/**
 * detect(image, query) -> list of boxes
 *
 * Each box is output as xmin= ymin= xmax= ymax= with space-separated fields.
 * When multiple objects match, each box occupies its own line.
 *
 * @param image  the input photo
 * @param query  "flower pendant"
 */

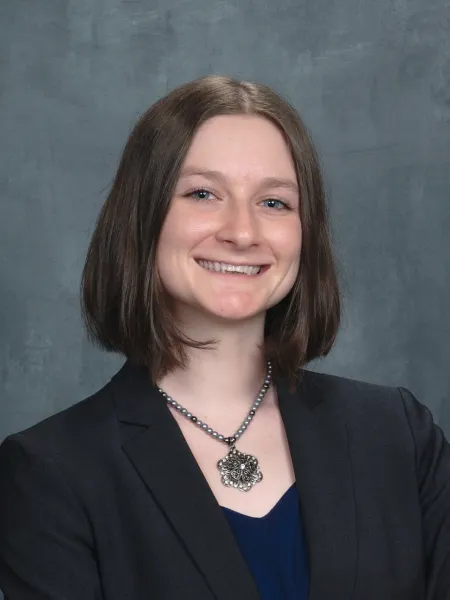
xmin=217 ymin=445 xmax=263 ymax=492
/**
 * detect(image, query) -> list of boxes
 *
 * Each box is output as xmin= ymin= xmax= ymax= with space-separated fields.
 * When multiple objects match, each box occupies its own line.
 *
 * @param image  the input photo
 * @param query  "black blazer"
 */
xmin=1 ymin=360 xmax=449 ymax=600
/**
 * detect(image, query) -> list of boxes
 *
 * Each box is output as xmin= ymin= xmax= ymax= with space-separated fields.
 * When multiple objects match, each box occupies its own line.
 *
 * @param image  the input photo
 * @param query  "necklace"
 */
xmin=157 ymin=361 xmax=272 ymax=492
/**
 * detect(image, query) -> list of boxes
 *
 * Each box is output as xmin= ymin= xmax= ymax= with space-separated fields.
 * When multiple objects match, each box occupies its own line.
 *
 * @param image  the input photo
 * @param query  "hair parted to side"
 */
xmin=81 ymin=74 xmax=341 ymax=384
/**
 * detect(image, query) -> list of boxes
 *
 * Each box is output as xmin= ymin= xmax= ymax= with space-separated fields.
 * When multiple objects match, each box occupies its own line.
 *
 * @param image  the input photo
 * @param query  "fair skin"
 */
xmin=156 ymin=114 xmax=302 ymax=516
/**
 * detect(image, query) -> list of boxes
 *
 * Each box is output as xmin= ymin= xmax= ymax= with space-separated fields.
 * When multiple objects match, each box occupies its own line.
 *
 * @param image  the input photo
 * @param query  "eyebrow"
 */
xmin=178 ymin=167 xmax=299 ymax=195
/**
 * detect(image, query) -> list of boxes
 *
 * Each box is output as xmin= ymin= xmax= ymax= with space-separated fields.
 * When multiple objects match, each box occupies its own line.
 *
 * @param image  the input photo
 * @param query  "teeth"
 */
xmin=198 ymin=260 xmax=262 ymax=275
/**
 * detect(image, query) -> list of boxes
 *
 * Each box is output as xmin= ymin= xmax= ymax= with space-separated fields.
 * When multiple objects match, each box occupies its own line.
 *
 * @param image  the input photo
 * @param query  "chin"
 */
xmin=213 ymin=311 xmax=261 ymax=323
xmin=202 ymin=300 xmax=266 ymax=323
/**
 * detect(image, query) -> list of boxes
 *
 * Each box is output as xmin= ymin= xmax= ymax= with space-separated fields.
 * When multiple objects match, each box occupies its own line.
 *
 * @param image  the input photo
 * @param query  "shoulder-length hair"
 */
xmin=81 ymin=75 xmax=340 ymax=383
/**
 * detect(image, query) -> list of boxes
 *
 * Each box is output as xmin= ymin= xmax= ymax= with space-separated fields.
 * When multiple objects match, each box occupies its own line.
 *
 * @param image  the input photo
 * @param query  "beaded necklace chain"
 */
xmin=158 ymin=361 xmax=272 ymax=492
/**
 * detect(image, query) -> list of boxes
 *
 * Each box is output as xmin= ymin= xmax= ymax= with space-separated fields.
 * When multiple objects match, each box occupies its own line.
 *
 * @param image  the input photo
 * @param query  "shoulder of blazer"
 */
xmin=0 ymin=362 xmax=126 ymax=460
xmin=302 ymin=367 xmax=396 ymax=392
xmin=294 ymin=368 xmax=415 ymax=431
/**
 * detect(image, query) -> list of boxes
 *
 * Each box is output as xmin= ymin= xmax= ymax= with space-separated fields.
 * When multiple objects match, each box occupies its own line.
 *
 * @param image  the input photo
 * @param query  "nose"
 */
xmin=215 ymin=203 xmax=261 ymax=249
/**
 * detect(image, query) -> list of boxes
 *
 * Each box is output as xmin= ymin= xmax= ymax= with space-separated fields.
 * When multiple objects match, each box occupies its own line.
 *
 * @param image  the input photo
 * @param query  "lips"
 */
xmin=196 ymin=259 xmax=265 ymax=276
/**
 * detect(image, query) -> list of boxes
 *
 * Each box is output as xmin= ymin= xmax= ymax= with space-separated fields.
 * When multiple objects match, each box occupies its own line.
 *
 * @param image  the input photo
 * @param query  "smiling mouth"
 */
xmin=196 ymin=259 xmax=266 ymax=276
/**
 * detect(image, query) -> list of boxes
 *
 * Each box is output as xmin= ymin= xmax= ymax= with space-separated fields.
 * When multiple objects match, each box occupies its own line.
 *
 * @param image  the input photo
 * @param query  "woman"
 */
xmin=0 ymin=75 xmax=449 ymax=600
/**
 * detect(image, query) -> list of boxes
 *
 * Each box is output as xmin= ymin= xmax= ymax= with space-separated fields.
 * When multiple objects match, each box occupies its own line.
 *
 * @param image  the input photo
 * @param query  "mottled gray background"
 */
xmin=1 ymin=0 xmax=450 ymax=463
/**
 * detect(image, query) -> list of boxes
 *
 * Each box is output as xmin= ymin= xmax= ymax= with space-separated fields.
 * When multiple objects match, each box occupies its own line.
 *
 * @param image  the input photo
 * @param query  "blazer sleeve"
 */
xmin=399 ymin=387 xmax=450 ymax=599
xmin=0 ymin=434 xmax=103 ymax=600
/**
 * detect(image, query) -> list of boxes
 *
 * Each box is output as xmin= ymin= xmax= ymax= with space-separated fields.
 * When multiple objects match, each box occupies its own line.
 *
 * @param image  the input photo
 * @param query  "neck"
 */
xmin=157 ymin=313 xmax=270 ymax=413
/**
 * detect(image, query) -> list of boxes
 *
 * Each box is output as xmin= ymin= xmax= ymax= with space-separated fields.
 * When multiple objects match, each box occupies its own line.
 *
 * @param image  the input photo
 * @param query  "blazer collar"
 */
xmin=112 ymin=360 xmax=357 ymax=600
xmin=276 ymin=375 xmax=358 ymax=599
xmin=112 ymin=360 xmax=260 ymax=600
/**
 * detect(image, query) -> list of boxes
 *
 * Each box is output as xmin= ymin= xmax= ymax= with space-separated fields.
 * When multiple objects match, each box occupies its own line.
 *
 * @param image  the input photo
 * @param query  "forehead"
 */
xmin=182 ymin=115 xmax=296 ymax=180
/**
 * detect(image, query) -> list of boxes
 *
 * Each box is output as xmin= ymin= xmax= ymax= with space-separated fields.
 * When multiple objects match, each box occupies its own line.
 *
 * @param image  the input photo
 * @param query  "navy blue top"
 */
xmin=222 ymin=483 xmax=309 ymax=600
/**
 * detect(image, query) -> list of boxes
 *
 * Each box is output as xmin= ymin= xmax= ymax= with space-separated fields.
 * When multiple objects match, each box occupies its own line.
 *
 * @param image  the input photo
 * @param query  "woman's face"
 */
xmin=156 ymin=114 xmax=302 ymax=325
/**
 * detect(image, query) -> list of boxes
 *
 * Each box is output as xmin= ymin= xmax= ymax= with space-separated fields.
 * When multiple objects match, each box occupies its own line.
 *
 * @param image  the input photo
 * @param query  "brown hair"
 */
xmin=81 ymin=75 xmax=340 ymax=383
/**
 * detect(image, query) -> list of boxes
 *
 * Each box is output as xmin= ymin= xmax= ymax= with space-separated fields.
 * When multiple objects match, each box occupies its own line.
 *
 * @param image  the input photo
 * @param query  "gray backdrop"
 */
xmin=1 ymin=0 xmax=450 ymax=461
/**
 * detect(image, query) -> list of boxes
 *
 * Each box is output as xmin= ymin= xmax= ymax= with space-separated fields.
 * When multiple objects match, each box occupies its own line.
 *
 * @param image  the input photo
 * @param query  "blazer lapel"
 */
xmin=277 ymin=372 xmax=358 ymax=600
xmin=112 ymin=361 xmax=260 ymax=600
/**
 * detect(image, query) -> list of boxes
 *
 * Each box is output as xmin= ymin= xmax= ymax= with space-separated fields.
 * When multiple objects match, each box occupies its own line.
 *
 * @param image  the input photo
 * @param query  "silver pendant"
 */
xmin=217 ymin=445 xmax=263 ymax=492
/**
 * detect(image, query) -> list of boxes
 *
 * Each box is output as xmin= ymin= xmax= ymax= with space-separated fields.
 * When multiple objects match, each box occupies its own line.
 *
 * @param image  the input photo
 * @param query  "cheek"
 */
xmin=155 ymin=215 xmax=184 ymax=285
xmin=156 ymin=207 xmax=214 ymax=280
xmin=158 ymin=208 xmax=184 ymax=247
xmin=155 ymin=227 xmax=175 ymax=275
xmin=156 ymin=214 xmax=190 ymax=269
xmin=159 ymin=203 xmax=214 ymax=251
xmin=272 ymin=220 xmax=302 ymax=264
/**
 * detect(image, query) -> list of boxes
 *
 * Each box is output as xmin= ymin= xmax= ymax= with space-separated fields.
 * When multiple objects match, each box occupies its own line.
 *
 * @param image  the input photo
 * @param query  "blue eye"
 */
xmin=261 ymin=199 xmax=289 ymax=210
xmin=188 ymin=189 xmax=213 ymax=201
